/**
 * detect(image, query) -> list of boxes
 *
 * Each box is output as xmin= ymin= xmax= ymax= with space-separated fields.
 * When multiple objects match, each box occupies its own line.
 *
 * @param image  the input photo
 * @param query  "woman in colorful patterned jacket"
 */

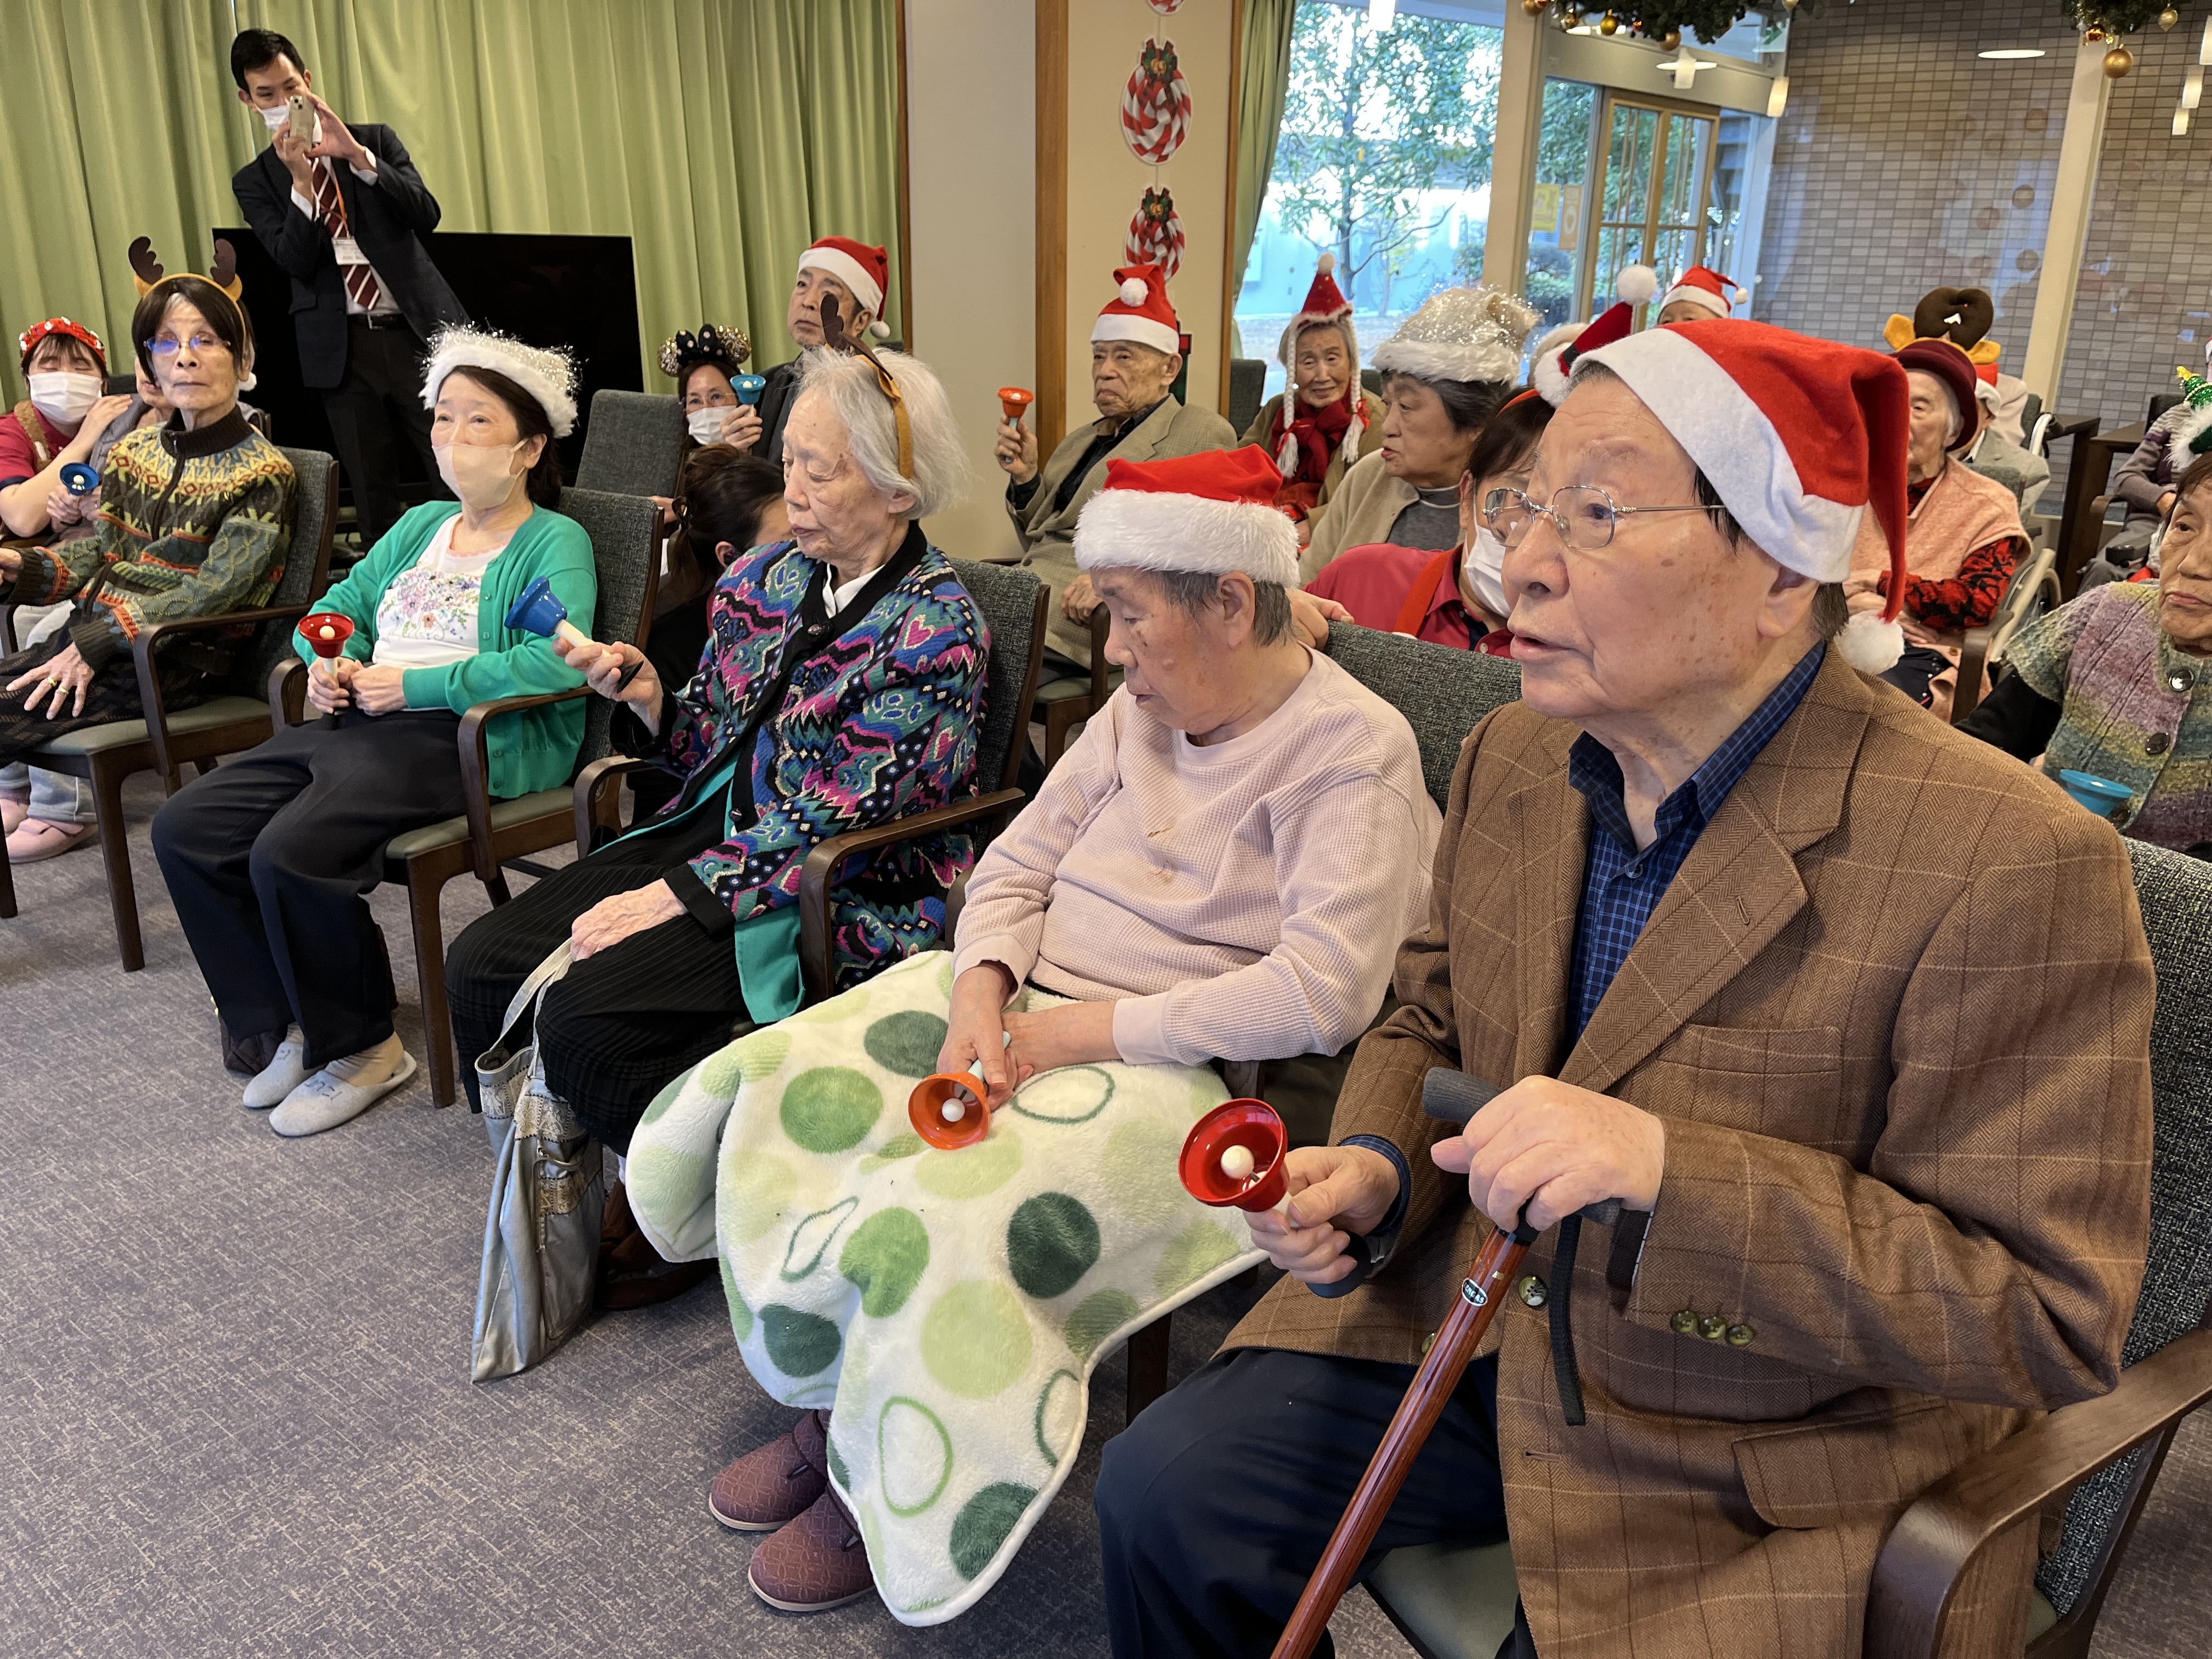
xmin=1962 ymin=449 xmax=2212 ymax=856
xmin=445 ymin=345 xmax=988 ymax=1306
xmin=0 ymin=267 xmax=294 ymax=827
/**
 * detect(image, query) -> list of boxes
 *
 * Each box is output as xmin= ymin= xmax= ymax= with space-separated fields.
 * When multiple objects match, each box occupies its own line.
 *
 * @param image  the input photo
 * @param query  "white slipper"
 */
xmin=269 ymin=1049 xmax=419 ymax=1138
xmin=242 ymin=1029 xmax=310 ymax=1110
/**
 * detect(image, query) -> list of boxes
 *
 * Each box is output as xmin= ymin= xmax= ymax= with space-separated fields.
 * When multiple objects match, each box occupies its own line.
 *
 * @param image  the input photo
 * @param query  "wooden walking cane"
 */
xmin=1268 ymin=1071 xmax=1621 ymax=1659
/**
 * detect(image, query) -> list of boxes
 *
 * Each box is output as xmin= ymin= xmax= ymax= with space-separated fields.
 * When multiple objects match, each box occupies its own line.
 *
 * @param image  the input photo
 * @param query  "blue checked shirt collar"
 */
xmin=1565 ymin=644 xmax=1825 ymax=1040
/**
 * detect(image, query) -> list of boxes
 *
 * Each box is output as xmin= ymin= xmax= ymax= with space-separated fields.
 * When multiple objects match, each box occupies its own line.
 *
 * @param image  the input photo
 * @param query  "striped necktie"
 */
xmin=312 ymin=159 xmax=386 ymax=314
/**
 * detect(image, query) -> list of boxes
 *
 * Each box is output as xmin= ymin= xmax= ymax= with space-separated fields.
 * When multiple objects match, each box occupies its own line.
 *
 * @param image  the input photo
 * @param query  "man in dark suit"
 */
xmin=228 ymin=29 xmax=469 ymax=543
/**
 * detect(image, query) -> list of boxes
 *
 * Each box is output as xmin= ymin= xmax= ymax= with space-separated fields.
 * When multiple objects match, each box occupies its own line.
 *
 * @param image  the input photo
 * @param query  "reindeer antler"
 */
xmin=209 ymin=239 xmax=242 ymax=301
xmin=128 ymin=236 xmax=166 ymax=296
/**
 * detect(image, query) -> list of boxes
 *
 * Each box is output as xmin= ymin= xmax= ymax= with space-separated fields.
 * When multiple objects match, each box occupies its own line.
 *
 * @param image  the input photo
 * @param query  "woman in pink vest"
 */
xmin=1844 ymin=336 xmax=2028 ymax=718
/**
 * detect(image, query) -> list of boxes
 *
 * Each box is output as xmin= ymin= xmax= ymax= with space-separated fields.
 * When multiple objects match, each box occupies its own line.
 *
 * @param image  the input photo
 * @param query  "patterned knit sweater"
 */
xmin=652 ymin=526 xmax=990 ymax=983
xmin=2 ymin=408 xmax=294 ymax=670
xmin=2006 ymin=582 xmax=2212 ymax=853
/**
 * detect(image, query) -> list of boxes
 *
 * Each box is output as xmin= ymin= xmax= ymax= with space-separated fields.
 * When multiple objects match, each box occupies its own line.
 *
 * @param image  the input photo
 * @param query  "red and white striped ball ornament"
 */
xmin=1122 ymin=36 xmax=1192 ymax=166
xmin=1125 ymin=185 xmax=1187 ymax=283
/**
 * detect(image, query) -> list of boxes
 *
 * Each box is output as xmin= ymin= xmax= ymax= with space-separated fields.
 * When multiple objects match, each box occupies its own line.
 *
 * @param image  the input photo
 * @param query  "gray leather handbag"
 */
xmin=470 ymin=945 xmax=606 ymax=1383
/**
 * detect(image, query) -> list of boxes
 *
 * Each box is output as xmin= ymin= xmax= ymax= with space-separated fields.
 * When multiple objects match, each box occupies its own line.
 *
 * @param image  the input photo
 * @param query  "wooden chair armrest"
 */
xmin=572 ymin=753 xmax=665 ymax=853
xmin=1865 ymin=1327 xmax=2212 ymax=1659
xmin=268 ymin=658 xmax=308 ymax=726
xmin=1088 ymin=604 xmax=1111 ymax=702
xmin=1953 ymin=627 xmax=1995 ymax=724
xmin=127 ymin=603 xmax=313 ymax=777
xmin=456 ymin=688 xmax=592 ymax=883
xmin=797 ymin=787 xmax=1027 ymax=1006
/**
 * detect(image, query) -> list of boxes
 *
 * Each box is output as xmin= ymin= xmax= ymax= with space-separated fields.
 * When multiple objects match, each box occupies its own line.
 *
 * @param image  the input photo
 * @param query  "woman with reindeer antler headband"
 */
xmin=0 ymin=237 xmax=295 ymax=889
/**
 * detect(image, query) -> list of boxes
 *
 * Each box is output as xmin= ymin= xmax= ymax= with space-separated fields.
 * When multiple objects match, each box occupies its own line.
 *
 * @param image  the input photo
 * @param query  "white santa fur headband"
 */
xmin=420 ymin=327 xmax=580 ymax=438
xmin=1073 ymin=492 xmax=1300 ymax=589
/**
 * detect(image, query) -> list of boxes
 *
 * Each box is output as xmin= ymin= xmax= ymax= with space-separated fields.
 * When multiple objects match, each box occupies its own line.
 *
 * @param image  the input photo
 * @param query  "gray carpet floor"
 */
xmin=4 ymin=773 xmax=2207 ymax=1658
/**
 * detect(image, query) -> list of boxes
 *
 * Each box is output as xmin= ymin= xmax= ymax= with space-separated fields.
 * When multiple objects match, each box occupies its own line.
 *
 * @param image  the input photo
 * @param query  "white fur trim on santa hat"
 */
xmin=1073 ymin=489 xmax=1299 ymax=588
xmin=1531 ymin=321 xmax=1582 ymax=407
xmin=1577 ymin=328 xmax=1863 ymax=583
xmin=1658 ymin=280 xmax=1730 ymax=319
xmin=1837 ymin=612 xmax=1905 ymax=675
xmin=1092 ymin=312 xmax=1182 ymax=357
xmin=797 ymin=245 xmax=885 ymax=317
xmin=420 ymin=327 xmax=579 ymax=437
xmin=1372 ymin=335 xmax=1522 ymax=386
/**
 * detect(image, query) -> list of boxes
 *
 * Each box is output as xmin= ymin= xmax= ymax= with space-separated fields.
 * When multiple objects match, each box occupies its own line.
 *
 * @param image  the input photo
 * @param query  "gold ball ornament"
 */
xmin=2159 ymin=7 xmax=2180 ymax=29
xmin=1782 ymin=0 xmax=1799 ymax=9
xmin=1600 ymin=9 xmax=1620 ymax=33
xmin=1662 ymin=27 xmax=1681 ymax=49
xmin=2104 ymin=44 xmax=2135 ymax=77
xmin=1522 ymin=0 xmax=1546 ymax=13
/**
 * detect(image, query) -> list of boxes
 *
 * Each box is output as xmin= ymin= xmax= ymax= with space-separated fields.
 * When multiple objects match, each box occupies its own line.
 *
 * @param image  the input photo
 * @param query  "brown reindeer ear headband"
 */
xmin=129 ymin=236 xmax=245 ymax=304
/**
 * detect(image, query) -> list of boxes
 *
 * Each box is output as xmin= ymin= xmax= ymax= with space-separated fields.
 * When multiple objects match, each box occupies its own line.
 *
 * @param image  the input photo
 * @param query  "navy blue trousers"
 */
xmin=1096 ymin=1345 xmax=1531 ymax=1659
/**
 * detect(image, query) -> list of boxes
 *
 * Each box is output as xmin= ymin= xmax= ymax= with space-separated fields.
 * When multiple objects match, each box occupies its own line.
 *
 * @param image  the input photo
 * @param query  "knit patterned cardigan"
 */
xmin=2007 ymin=581 xmax=2212 ymax=854
xmin=654 ymin=531 xmax=990 ymax=985
xmin=2 ymin=408 xmax=294 ymax=670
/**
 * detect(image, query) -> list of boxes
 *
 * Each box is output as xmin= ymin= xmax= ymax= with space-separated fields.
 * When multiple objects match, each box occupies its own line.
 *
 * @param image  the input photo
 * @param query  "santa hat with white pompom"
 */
xmin=1576 ymin=318 xmax=1913 ymax=675
xmin=1531 ymin=263 xmax=1656 ymax=406
xmin=797 ymin=237 xmax=894 ymax=340
xmin=1092 ymin=263 xmax=1182 ymax=357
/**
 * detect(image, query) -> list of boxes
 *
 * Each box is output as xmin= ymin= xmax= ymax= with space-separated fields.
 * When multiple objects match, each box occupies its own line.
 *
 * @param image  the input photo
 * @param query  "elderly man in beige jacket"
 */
xmin=995 ymin=263 xmax=1233 ymax=668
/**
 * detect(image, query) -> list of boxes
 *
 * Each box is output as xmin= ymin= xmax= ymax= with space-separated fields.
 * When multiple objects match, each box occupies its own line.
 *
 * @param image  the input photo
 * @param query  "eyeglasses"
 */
xmin=1483 ymin=484 xmax=1727 ymax=554
xmin=146 ymin=334 xmax=225 ymax=358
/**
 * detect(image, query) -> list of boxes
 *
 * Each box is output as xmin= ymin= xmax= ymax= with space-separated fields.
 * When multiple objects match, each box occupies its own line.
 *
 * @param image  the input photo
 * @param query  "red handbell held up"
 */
xmin=997 ymin=386 xmax=1035 ymax=427
xmin=298 ymin=611 xmax=356 ymax=731
xmin=1179 ymin=1099 xmax=1289 ymax=1212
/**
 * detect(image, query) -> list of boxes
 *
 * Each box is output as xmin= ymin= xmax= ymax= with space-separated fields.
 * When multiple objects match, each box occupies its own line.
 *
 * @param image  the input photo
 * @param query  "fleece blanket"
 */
xmin=625 ymin=950 xmax=1264 ymax=1624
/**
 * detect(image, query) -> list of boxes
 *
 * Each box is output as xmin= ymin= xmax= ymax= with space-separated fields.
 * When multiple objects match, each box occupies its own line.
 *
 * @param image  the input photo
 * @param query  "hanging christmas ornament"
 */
xmin=1146 ymin=0 xmax=1186 ymax=13
xmin=1125 ymin=185 xmax=1187 ymax=282
xmin=1600 ymin=9 xmax=1622 ymax=32
xmin=2105 ymin=43 xmax=2136 ymax=74
xmin=1522 ymin=0 xmax=1547 ymax=13
xmin=1663 ymin=27 xmax=1683 ymax=48
xmin=2084 ymin=24 xmax=2108 ymax=40
xmin=1121 ymin=37 xmax=1192 ymax=167
xmin=2159 ymin=6 xmax=2181 ymax=26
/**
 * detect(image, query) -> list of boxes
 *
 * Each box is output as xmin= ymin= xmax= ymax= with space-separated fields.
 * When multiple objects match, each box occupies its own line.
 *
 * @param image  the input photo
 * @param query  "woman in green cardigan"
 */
xmin=153 ymin=330 xmax=597 ymax=1138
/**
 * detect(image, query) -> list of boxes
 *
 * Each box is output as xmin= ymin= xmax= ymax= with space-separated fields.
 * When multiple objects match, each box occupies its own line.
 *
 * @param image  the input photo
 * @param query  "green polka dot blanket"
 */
xmin=625 ymin=951 xmax=1263 ymax=1623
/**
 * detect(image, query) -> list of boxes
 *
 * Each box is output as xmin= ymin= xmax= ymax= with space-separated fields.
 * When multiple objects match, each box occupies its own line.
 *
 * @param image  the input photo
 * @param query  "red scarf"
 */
xmin=1272 ymin=388 xmax=1355 ymax=489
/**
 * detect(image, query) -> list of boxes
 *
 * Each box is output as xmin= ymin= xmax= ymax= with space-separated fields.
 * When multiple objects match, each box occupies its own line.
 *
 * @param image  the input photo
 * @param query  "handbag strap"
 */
xmin=495 ymin=941 xmax=573 ymax=1040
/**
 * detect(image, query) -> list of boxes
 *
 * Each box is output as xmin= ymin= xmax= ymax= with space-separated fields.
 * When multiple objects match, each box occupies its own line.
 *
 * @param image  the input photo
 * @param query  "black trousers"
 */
xmin=444 ymin=839 xmax=749 ymax=1152
xmin=151 ymin=710 xmax=467 ymax=1069
xmin=1096 ymin=1347 xmax=1530 ymax=1659
xmin=323 ymin=317 xmax=440 ymax=545
xmin=0 ymin=632 xmax=200 ymax=766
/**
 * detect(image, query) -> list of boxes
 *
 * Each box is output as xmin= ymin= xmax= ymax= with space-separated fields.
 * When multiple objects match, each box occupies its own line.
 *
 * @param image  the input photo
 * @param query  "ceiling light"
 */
xmin=2176 ymin=106 xmax=2192 ymax=136
xmin=1978 ymin=49 xmax=2047 ymax=60
xmin=1368 ymin=0 xmax=1396 ymax=27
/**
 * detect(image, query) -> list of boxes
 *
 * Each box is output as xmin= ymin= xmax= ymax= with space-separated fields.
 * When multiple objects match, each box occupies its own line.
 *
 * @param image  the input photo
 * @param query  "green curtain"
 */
xmin=1229 ymin=0 xmax=1296 ymax=296
xmin=0 ymin=0 xmax=901 ymax=409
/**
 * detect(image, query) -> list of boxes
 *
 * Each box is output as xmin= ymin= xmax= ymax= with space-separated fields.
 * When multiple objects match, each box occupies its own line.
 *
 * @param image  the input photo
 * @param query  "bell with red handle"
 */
xmin=996 ymin=386 xmax=1035 ymax=427
xmin=298 ymin=611 xmax=357 ymax=730
xmin=910 ymin=1071 xmax=991 ymax=1150
xmin=1180 ymin=1098 xmax=1289 ymax=1212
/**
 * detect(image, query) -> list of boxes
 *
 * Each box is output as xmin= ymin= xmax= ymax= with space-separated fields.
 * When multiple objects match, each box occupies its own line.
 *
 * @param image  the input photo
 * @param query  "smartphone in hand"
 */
xmin=286 ymin=94 xmax=319 ymax=146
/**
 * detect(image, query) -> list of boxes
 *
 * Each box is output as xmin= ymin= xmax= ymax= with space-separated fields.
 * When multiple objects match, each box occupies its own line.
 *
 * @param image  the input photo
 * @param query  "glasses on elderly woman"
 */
xmin=146 ymin=332 xmax=227 ymax=358
xmin=1483 ymin=484 xmax=1728 ymax=553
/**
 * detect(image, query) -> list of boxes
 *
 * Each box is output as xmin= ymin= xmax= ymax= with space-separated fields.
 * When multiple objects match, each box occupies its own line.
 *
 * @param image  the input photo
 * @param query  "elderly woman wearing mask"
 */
xmin=1241 ymin=256 xmax=1385 ymax=526
xmin=997 ymin=263 xmax=1234 ymax=669
xmin=624 ymin=445 xmax=1437 ymax=1617
xmin=153 ymin=329 xmax=595 ymax=1137
xmin=0 ymin=255 xmax=294 ymax=862
xmin=1300 ymin=286 xmax=1537 ymax=584
xmin=1843 ymin=336 xmax=2028 ymax=715
xmin=444 ymin=346 xmax=987 ymax=1307
xmin=1963 ymin=447 xmax=2212 ymax=856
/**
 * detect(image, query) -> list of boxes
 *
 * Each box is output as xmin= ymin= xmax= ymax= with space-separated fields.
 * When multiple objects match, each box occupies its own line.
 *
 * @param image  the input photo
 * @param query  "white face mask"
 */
xmin=435 ymin=439 xmax=526 ymax=512
xmin=1463 ymin=525 xmax=1510 ymax=621
xmin=687 ymin=408 xmax=729 ymax=444
xmin=258 ymin=103 xmax=289 ymax=132
xmin=28 ymin=371 xmax=103 ymax=428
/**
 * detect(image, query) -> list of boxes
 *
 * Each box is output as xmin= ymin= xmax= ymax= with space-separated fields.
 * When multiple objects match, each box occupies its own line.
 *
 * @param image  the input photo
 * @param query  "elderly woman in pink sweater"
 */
xmin=939 ymin=445 xmax=1440 ymax=1121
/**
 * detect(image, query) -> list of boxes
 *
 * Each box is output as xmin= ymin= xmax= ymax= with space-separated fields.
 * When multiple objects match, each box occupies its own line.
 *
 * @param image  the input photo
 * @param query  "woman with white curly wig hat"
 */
xmin=1300 ymin=284 xmax=1538 ymax=583
xmin=153 ymin=325 xmax=601 ymax=1137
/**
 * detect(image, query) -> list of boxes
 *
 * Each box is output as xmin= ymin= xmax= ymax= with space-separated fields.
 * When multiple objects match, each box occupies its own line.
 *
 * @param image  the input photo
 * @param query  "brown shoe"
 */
xmin=597 ymin=1180 xmax=715 ymax=1310
xmin=709 ymin=1409 xmax=832 ymax=1532
xmin=747 ymin=1487 xmax=874 ymax=1613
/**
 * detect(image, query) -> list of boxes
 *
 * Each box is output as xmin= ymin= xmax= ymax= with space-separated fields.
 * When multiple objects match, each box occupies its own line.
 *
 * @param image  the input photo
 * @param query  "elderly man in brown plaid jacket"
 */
xmin=1094 ymin=323 xmax=2154 ymax=1659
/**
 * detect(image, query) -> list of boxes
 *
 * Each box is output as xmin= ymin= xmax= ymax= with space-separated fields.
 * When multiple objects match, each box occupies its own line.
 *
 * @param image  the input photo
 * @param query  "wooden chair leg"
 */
xmin=1126 ymin=1314 xmax=1172 ymax=1421
xmin=90 ymin=758 xmax=144 ymax=971
xmin=406 ymin=860 xmax=458 ymax=1107
xmin=0 ymin=833 xmax=15 ymax=919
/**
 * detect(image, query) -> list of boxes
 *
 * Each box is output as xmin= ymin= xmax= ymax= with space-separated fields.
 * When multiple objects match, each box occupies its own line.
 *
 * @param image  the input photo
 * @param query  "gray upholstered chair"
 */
xmin=1228 ymin=357 xmax=1268 ymax=439
xmin=0 ymin=449 xmax=339 ymax=967
xmin=573 ymin=390 xmax=687 ymax=499
xmin=572 ymin=558 xmax=1049 ymax=1012
xmin=1362 ymin=839 xmax=2212 ymax=1659
xmin=267 ymin=487 xmax=659 ymax=1106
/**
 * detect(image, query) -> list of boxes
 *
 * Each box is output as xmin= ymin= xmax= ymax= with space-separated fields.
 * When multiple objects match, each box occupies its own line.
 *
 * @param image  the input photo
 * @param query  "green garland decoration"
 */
xmin=2062 ymin=0 xmax=2179 ymax=31
xmin=1629 ymin=1 xmax=1756 ymax=43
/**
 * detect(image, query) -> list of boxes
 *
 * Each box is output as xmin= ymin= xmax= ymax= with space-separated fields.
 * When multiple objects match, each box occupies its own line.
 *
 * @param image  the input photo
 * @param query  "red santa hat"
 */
xmin=797 ymin=236 xmax=892 ymax=339
xmin=1092 ymin=263 xmax=1182 ymax=358
xmin=1658 ymin=266 xmax=1740 ymax=320
xmin=1531 ymin=264 xmax=1656 ymax=405
xmin=1074 ymin=445 xmax=1299 ymax=588
xmin=1576 ymin=319 xmax=1912 ymax=674
xmin=1276 ymin=252 xmax=1357 ymax=369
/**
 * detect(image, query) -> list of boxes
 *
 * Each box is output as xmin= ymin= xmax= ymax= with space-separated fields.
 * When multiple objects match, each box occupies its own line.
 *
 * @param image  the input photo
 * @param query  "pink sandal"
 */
xmin=5 ymin=817 xmax=97 ymax=862
xmin=0 ymin=794 xmax=27 ymax=836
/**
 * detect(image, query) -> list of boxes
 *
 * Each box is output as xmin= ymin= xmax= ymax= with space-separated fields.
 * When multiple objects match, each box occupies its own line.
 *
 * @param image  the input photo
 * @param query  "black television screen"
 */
xmin=214 ymin=228 xmax=641 ymax=507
